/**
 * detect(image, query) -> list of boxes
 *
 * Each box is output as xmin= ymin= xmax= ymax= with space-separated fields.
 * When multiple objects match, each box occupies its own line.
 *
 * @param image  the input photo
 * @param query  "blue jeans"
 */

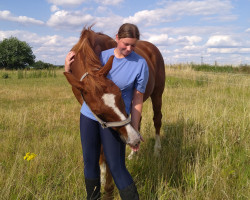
xmin=80 ymin=114 xmax=133 ymax=190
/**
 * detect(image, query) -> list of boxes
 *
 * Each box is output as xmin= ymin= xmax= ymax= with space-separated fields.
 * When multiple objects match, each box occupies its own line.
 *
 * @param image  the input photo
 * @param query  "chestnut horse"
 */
xmin=64 ymin=27 xmax=165 ymax=198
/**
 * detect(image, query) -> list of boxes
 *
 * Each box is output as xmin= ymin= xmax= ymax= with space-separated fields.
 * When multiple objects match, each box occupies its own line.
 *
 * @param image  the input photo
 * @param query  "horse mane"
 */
xmin=71 ymin=26 xmax=102 ymax=71
xmin=71 ymin=26 xmax=105 ymax=94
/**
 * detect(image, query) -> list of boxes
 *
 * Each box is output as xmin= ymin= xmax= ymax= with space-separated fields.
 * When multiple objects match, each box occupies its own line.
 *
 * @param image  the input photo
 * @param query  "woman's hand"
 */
xmin=64 ymin=51 xmax=76 ymax=72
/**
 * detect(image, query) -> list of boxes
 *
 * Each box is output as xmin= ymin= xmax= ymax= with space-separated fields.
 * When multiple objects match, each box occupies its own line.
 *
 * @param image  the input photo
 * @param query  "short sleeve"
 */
xmin=99 ymin=48 xmax=115 ymax=66
xmin=135 ymin=60 xmax=149 ymax=93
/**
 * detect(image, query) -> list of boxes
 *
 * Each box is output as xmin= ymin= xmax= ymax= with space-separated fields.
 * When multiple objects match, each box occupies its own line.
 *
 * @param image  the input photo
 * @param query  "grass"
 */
xmin=0 ymin=68 xmax=249 ymax=199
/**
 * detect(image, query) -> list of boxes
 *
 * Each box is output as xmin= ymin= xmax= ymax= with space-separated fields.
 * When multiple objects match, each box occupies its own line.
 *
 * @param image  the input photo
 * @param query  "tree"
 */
xmin=0 ymin=37 xmax=36 ymax=69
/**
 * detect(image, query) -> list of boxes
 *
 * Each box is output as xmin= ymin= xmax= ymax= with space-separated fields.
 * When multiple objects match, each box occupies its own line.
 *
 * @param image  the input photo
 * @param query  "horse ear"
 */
xmin=64 ymin=72 xmax=83 ymax=90
xmin=98 ymin=55 xmax=114 ymax=77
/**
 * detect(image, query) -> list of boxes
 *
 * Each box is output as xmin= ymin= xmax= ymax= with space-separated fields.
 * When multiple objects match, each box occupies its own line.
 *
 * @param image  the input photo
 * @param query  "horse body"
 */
xmin=89 ymin=35 xmax=166 ymax=154
xmin=64 ymin=27 xmax=165 ymax=199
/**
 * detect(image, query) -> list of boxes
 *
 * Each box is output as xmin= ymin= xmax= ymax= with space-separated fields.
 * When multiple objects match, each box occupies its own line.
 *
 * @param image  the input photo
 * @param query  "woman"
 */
xmin=65 ymin=23 xmax=149 ymax=200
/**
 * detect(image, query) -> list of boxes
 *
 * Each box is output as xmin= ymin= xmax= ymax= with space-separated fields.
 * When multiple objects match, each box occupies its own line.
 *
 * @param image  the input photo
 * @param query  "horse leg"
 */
xmin=100 ymin=161 xmax=106 ymax=185
xmin=100 ymin=145 xmax=105 ymax=184
xmin=151 ymin=91 xmax=163 ymax=156
xmin=100 ymin=149 xmax=115 ymax=200
xmin=103 ymin=164 xmax=115 ymax=200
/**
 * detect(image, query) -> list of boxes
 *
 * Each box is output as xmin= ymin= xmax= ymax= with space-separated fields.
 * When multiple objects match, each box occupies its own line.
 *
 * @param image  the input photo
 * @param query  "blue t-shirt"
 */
xmin=80 ymin=48 xmax=149 ymax=121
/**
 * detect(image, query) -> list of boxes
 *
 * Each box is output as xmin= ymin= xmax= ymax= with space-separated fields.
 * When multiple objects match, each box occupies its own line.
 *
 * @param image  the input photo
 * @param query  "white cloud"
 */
xmin=206 ymin=35 xmax=241 ymax=47
xmin=124 ymin=0 xmax=233 ymax=26
xmin=150 ymin=26 xmax=233 ymax=37
xmin=47 ymin=7 xmax=123 ymax=36
xmin=183 ymin=45 xmax=203 ymax=51
xmin=146 ymin=34 xmax=202 ymax=47
xmin=202 ymin=14 xmax=238 ymax=22
xmin=96 ymin=6 xmax=109 ymax=13
xmin=163 ymin=0 xmax=233 ymax=16
xmin=50 ymin=5 xmax=60 ymax=12
xmin=207 ymin=48 xmax=250 ymax=54
xmin=47 ymin=10 xmax=94 ymax=29
xmin=95 ymin=0 xmax=124 ymax=6
xmin=0 ymin=10 xmax=44 ymax=25
xmin=239 ymin=48 xmax=250 ymax=53
xmin=176 ymin=36 xmax=202 ymax=45
xmin=147 ymin=34 xmax=169 ymax=45
xmin=207 ymin=48 xmax=237 ymax=54
xmin=47 ymin=0 xmax=86 ymax=6
xmin=95 ymin=15 xmax=124 ymax=36
xmin=124 ymin=9 xmax=172 ymax=26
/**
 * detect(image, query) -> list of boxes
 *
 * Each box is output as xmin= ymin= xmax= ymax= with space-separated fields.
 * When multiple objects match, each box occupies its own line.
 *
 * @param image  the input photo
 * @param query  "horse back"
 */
xmin=135 ymin=41 xmax=165 ymax=101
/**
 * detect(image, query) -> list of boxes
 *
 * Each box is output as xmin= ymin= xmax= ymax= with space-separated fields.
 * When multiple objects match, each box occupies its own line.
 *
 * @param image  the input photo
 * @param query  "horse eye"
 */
xmin=82 ymin=90 xmax=87 ymax=95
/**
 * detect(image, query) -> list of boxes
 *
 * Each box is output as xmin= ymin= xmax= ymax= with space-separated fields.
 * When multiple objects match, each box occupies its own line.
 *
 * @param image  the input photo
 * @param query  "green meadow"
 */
xmin=0 ymin=67 xmax=249 ymax=199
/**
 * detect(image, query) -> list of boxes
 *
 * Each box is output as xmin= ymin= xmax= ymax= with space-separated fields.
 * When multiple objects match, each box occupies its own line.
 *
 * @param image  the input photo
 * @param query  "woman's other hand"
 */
xmin=65 ymin=51 xmax=75 ymax=72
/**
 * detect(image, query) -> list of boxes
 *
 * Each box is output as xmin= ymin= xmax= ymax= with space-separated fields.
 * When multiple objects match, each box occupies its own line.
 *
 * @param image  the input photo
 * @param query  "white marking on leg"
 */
xmin=100 ymin=162 xmax=106 ymax=185
xmin=102 ymin=94 xmax=140 ymax=145
xmin=154 ymin=135 xmax=161 ymax=156
xmin=128 ymin=150 xmax=136 ymax=160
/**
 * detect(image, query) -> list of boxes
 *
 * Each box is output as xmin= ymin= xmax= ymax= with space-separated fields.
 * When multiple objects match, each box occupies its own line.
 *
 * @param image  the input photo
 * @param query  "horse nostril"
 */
xmin=135 ymin=141 xmax=140 ymax=147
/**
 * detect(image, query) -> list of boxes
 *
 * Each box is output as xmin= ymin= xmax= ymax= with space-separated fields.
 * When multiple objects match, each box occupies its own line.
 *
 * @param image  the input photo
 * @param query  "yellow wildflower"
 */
xmin=24 ymin=152 xmax=37 ymax=161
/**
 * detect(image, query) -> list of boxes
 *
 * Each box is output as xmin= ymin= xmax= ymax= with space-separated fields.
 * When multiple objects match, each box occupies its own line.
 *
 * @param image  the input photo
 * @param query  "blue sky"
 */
xmin=1 ymin=0 xmax=250 ymax=65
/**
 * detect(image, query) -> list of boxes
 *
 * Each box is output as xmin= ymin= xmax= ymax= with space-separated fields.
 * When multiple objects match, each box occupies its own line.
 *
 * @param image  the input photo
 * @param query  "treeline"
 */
xmin=31 ymin=60 xmax=63 ymax=69
xmin=191 ymin=64 xmax=250 ymax=74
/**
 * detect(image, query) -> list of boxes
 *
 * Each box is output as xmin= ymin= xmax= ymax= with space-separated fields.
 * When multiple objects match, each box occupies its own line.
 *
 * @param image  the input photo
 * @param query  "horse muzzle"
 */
xmin=122 ymin=124 xmax=142 ymax=148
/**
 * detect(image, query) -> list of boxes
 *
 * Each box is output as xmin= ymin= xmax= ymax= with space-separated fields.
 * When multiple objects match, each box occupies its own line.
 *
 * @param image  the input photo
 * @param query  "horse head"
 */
xmin=64 ymin=27 xmax=142 ymax=148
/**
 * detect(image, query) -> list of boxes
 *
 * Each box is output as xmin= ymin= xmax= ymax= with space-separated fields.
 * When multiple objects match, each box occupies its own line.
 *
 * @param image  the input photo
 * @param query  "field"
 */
xmin=0 ymin=68 xmax=249 ymax=199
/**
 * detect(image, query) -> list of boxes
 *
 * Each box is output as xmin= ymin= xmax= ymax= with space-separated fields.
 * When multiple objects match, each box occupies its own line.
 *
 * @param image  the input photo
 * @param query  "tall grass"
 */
xmin=0 ymin=68 xmax=249 ymax=199
xmin=17 ymin=68 xmax=57 ymax=79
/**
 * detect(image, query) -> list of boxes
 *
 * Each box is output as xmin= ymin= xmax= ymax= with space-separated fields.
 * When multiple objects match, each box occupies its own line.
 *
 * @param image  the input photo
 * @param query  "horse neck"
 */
xmin=95 ymin=34 xmax=117 ymax=52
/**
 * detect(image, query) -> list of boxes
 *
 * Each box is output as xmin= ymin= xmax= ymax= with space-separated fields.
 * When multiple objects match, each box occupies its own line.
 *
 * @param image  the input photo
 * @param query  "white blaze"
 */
xmin=101 ymin=93 xmax=126 ymax=120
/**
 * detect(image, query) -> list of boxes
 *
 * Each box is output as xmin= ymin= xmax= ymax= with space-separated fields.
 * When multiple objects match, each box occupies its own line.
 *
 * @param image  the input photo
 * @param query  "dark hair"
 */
xmin=117 ymin=23 xmax=140 ymax=40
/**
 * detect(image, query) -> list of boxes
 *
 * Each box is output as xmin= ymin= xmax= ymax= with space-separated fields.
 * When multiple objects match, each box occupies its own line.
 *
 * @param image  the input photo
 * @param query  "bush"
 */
xmin=2 ymin=73 xmax=10 ymax=79
xmin=239 ymin=65 xmax=250 ymax=73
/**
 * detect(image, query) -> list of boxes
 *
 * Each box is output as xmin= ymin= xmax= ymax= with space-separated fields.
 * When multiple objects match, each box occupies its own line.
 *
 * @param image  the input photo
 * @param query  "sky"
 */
xmin=0 ymin=0 xmax=250 ymax=66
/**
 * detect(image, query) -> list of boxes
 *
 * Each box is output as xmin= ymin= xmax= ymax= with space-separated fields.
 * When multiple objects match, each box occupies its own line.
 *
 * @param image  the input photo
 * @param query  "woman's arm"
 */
xmin=131 ymin=89 xmax=144 ymax=131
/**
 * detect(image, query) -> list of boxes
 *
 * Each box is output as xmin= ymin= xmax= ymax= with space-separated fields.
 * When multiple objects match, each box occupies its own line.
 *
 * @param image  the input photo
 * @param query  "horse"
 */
xmin=64 ymin=27 xmax=165 ymax=198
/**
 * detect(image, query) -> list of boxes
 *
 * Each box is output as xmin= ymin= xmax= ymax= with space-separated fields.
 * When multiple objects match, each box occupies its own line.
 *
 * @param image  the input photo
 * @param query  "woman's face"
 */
xmin=116 ymin=36 xmax=137 ymax=57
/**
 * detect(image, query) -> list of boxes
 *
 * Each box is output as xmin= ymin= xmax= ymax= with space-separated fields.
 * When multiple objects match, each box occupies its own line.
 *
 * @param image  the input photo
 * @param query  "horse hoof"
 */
xmin=154 ymin=147 xmax=160 ymax=156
